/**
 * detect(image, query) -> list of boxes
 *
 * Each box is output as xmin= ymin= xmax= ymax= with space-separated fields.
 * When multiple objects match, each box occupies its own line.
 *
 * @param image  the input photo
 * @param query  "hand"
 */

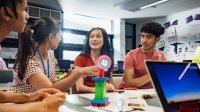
xmin=27 ymin=88 xmax=62 ymax=102
xmin=75 ymin=66 xmax=98 ymax=77
xmin=106 ymin=83 xmax=115 ymax=92
xmin=37 ymin=88 xmax=62 ymax=95
xmin=42 ymin=93 xmax=66 ymax=112
xmin=145 ymin=74 xmax=151 ymax=82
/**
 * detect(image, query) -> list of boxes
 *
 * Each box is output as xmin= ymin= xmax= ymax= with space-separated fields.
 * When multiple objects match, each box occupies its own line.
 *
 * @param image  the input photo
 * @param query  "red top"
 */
xmin=74 ymin=55 xmax=96 ymax=87
xmin=75 ymin=54 xmax=112 ymax=87
xmin=119 ymin=48 xmax=166 ymax=89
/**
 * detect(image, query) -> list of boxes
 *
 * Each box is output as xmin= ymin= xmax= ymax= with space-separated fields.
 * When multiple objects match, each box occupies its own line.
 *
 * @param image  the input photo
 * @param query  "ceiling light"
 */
xmin=140 ymin=0 xmax=168 ymax=10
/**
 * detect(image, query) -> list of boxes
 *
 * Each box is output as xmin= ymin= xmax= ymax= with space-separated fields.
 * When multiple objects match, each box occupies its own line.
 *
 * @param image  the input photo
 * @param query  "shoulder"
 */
xmin=155 ymin=50 xmax=165 ymax=56
xmin=155 ymin=50 xmax=166 ymax=60
xmin=48 ymin=50 xmax=55 ymax=57
xmin=126 ymin=48 xmax=140 ymax=58
xmin=74 ymin=54 xmax=90 ymax=66
xmin=75 ymin=54 xmax=90 ymax=61
xmin=157 ymin=51 xmax=164 ymax=54
xmin=0 ymin=57 xmax=3 ymax=61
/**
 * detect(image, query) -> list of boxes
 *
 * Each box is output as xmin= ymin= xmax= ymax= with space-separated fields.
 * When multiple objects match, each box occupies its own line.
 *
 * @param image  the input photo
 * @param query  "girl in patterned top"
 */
xmin=0 ymin=0 xmax=65 ymax=112
xmin=9 ymin=17 xmax=98 ymax=93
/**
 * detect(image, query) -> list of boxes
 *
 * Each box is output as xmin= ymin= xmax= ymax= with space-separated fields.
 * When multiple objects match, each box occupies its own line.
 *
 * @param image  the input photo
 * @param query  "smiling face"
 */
xmin=140 ymin=32 xmax=160 ymax=51
xmin=89 ymin=29 xmax=104 ymax=51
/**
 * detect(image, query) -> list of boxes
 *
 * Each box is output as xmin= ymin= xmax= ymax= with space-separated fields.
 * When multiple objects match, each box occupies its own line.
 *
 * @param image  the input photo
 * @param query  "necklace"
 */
xmin=36 ymin=48 xmax=50 ymax=78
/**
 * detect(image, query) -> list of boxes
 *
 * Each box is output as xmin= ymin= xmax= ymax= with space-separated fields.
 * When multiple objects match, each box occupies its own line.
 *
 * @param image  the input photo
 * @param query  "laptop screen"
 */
xmin=152 ymin=62 xmax=200 ymax=103
xmin=117 ymin=61 xmax=124 ymax=70
xmin=146 ymin=61 xmax=200 ymax=105
xmin=57 ymin=59 xmax=70 ymax=70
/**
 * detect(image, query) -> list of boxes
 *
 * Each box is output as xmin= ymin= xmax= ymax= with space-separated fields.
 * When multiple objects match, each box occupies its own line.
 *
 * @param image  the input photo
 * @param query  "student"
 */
xmin=0 ymin=0 xmax=65 ymax=111
xmin=9 ymin=17 xmax=98 ymax=93
xmin=119 ymin=22 xmax=166 ymax=89
xmin=74 ymin=27 xmax=115 ymax=93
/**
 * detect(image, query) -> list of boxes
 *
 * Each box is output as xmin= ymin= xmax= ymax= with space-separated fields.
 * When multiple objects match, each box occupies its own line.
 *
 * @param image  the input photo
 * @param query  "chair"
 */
xmin=113 ymin=76 xmax=123 ymax=89
xmin=0 ymin=70 xmax=13 ymax=83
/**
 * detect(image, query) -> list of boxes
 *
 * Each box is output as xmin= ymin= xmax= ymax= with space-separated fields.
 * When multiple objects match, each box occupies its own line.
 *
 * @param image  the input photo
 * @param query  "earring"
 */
xmin=4 ymin=15 xmax=10 ymax=21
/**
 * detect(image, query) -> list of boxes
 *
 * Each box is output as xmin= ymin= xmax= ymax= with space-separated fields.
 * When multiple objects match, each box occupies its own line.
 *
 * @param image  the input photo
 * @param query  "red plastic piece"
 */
xmin=91 ymin=102 xmax=110 ymax=107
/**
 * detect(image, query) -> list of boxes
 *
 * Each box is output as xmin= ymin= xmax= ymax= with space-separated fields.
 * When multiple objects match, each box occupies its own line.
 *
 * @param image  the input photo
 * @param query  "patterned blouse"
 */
xmin=9 ymin=50 xmax=57 ymax=93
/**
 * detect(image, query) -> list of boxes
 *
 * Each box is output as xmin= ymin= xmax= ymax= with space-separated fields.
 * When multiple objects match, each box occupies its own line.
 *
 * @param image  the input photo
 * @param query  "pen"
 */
xmin=124 ymin=87 xmax=138 ymax=90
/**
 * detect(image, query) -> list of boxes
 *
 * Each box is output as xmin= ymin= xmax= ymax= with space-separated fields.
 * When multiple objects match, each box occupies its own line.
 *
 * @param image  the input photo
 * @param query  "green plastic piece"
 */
xmin=95 ymin=80 xmax=106 ymax=100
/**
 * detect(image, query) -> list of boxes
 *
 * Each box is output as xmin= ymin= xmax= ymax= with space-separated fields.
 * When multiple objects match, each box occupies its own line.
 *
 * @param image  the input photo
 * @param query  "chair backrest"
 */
xmin=0 ymin=70 xmax=13 ymax=83
xmin=113 ymin=76 xmax=123 ymax=89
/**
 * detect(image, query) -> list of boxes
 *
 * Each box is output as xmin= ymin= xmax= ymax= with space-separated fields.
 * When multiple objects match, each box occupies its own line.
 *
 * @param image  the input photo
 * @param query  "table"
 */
xmin=59 ymin=89 xmax=164 ymax=112
xmin=0 ymin=83 xmax=8 ymax=91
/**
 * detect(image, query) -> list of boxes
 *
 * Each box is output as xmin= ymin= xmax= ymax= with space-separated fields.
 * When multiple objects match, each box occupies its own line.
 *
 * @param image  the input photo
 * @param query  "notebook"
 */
xmin=145 ymin=61 xmax=200 ymax=112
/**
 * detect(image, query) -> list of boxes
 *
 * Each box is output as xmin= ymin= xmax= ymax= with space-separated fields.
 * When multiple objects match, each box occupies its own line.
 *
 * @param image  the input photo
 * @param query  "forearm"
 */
xmin=125 ymin=74 xmax=149 ymax=88
xmin=0 ymin=102 xmax=44 ymax=112
xmin=76 ymin=84 xmax=95 ymax=93
xmin=0 ymin=92 xmax=30 ymax=103
xmin=53 ymin=69 xmax=82 ymax=92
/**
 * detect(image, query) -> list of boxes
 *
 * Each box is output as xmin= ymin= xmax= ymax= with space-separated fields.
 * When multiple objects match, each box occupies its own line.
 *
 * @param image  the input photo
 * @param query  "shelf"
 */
xmin=170 ymin=42 xmax=183 ymax=46
xmin=195 ymin=41 xmax=200 ymax=43
xmin=170 ymin=42 xmax=184 ymax=54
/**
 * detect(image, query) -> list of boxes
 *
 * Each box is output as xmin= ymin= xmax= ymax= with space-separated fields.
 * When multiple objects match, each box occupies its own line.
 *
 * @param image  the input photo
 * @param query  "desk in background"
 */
xmin=0 ymin=83 xmax=8 ymax=91
xmin=59 ymin=89 xmax=164 ymax=112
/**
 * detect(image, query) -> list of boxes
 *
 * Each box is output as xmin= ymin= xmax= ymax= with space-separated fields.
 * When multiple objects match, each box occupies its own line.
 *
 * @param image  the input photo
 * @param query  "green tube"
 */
xmin=95 ymin=80 xmax=106 ymax=100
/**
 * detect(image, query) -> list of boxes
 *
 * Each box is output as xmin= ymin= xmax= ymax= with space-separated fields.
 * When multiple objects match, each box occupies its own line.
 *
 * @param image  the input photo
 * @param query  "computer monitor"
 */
xmin=117 ymin=61 xmax=124 ymax=70
xmin=57 ymin=59 xmax=70 ymax=70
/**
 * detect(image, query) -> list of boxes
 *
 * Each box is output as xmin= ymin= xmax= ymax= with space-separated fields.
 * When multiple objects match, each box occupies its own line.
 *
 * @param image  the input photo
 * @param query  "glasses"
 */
xmin=2 ymin=0 xmax=18 ymax=18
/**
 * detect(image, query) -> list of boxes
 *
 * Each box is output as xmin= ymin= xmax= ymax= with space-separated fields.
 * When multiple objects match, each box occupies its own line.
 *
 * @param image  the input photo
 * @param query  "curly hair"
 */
xmin=140 ymin=22 xmax=165 ymax=37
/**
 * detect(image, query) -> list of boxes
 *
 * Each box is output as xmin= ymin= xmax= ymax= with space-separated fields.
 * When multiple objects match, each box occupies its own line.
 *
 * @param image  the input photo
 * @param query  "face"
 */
xmin=9 ymin=0 xmax=29 ymax=33
xmin=140 ymin=32 xmax=159 ymax=50
xmin=49 ymin=31 xmax=61 ymax=49
xmin=89 ymin=29 xmax=104 ymax=51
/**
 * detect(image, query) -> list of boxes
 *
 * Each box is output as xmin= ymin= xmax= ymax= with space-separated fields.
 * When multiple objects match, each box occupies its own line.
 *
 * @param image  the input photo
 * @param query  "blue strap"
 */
xmin=36 ymin=48 xmax=50 ymax=78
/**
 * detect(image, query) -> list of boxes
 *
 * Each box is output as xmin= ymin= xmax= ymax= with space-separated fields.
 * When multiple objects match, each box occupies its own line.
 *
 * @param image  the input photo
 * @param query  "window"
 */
xmin=63 ymin=50 xmax=81 ymax=61
xmin=62 ymin=32 xmax=86 ymax=44
xmin=63 ymin=13 xmax=112 ymax=34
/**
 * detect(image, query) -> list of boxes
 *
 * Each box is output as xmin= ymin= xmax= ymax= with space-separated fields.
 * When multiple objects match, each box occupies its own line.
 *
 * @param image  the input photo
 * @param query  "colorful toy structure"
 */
xmin=91 ymin=55 xmax=112 ymax=107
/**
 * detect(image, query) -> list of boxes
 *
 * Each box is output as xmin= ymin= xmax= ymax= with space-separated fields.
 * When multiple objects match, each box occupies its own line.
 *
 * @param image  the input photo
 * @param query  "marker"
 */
xmin=112 ymin=90 xmax=124 ymax=93
xmin=124 ymin=88 xmax=138 ymax=90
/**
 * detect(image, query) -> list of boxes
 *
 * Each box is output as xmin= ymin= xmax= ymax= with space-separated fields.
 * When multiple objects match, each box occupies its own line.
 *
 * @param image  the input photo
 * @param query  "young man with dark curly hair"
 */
xmin=119 ymin=22 xmax=166 ymax=89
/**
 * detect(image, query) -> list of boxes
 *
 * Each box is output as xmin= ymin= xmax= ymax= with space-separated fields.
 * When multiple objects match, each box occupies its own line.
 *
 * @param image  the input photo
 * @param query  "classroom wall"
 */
xmin=136 ymin=7 xmax=200 ymax=62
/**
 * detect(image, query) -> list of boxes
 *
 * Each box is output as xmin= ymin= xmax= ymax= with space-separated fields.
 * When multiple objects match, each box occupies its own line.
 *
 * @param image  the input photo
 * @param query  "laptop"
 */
xmin=57 ymin=59 xmax=70 ymax=71
xmin=145 ymin=61 xmax=200 ymax=112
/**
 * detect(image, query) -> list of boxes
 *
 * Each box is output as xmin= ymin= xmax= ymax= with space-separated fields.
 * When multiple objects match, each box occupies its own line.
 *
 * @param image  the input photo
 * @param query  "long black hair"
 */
xmin=14 ymin=17 xmax=60 ymax=81
xmin=81 ymin=27 xmax=113 ymax=77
